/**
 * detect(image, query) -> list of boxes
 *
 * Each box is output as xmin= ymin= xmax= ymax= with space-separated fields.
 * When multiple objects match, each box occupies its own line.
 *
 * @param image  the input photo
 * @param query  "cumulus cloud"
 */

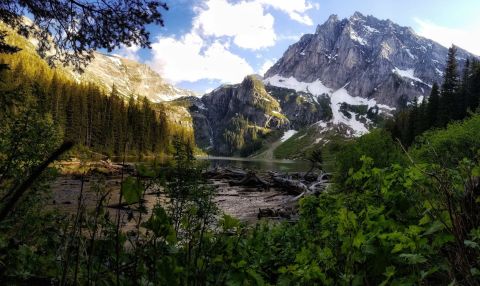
xmin=414 ymin=18 xmax=480 ymax=56
xmin=259 ymin=0 xmax=318 ymax=26
xmin=148 ymin=32 xmax=254 ymax=83
xmin=258 ymin=59 xmax=275 ymax=76
xmin=146 ymin=0 xmax=317 ymax=85
xmin=113 ymin=45 xmax=141 ymax=61
xmin=194 ymin=0 xmax=276 ymax=50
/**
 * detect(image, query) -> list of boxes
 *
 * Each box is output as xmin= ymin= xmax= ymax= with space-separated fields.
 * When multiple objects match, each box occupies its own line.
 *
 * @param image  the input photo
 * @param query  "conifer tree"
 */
xmin=467 ymin=59 xmax=480 ymax=112
xmin=438 ymin=46 xmax=459 ymax=125
xmin=426 ymin=83 xmax=440 ymax=127
xmin=456 ymin=59 xmax=471 ymax=120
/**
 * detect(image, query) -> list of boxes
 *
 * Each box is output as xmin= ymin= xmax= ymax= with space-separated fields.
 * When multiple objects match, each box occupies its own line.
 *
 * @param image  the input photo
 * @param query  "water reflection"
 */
xmin=197 ymin=156 xmax=310 ymax=173
xmin=112 ymin=156 xmax=310 ymax=173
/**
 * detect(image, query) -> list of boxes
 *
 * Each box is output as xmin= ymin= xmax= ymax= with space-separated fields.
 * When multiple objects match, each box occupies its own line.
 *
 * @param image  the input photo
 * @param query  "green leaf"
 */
xmin=419 ymin=214 xmax=431 ymax=225
xmin=391 ymin=243 xmax=404 ymax=253
xmin=472 ymin=166 xmax=480 ymax=177
xmin=220 ymin=214 xmax=240 ymax=230
xmin=464 ymin=240 xmax=479 ymax=249
xmin=136 ymin=164 xmax=156 ymax=178
xmin=353 ymin=231 xmax=365 ymax=248
xmin=143 ymin=205 xmax=176 ymax=243
xmin=121 ymin=177 xmax=144 ymax=204
xmin=424 ymin=220 xmax=444 ymax=235
xmin=246 ymin=269 xmax=265 ymax=286
xmin=399 ymin=253 xmax=427 ymax=264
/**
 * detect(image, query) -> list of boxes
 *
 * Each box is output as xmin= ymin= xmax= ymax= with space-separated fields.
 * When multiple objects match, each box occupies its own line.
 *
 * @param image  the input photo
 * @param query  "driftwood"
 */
xmin=270 ymin=175 xmax=308 ymax=195
xmin=286 ymin=172 xmax=331 ymax=203
xmin=204 ymin=167 xmax=247 ymax=180
xmin=107 ymin=199 xmax=147 ymax=210
xmin=230 ymin=171 xmax=270 ymax=188
xmin=204 ymin=167 xmax=331 ymax=220
xmin=257 ymin=207 xmax=294 ymax=219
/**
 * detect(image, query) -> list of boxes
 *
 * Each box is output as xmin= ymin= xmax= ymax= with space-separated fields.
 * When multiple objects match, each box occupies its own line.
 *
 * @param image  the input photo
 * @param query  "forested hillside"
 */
xmin=0 ymin=24 xmax=194 ymax=157
xmin=388 ymin=46 xmax=480 ymax=147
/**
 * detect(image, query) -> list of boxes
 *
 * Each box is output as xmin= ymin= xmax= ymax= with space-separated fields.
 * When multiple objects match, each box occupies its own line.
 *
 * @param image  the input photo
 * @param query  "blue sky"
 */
xmin=113 ymin=0 xmax=480 ymax=94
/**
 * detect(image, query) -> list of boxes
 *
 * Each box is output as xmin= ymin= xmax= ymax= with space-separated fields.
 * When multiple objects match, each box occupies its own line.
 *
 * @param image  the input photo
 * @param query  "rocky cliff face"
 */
xmin=191 ymin=12 xmax=478 ymax=157
xmin=265 ymin=12 xmax=474 ymax=106
xmin=183 ymin=75 xmax=335 ymax=156
xmin=70 ymin=52 xmax=196 ymax=102
xmin=196 ymin=76 xmax=289 ymax=155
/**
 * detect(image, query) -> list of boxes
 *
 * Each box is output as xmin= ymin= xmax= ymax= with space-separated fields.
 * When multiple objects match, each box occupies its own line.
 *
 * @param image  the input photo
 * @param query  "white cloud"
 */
xmin=414 ymin=18 xmax=480 ymax=56
xmin=193 ymin=0 xmax=317 ymax=50
xmin=258 ymin=59 xmax=275 ymax=75
xmin=193 ymin=0 xmax=276 ymax=50
xmin=148 ymin=32 xmax=254 ymax=83
xmin=113 ymin=45 xmax=141 ymax=61
xmin=259 ymin=0 xmax=318 ymax=26
xmin=146 ymin=0 xmax=317 ymax=85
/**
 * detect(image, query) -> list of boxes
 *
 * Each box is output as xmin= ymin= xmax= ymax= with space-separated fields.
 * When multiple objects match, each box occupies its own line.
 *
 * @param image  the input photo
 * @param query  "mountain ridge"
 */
xmin=186 ymin=12 xmax=479 ymax=157
xmin=69 ymin=52 xmax=197 ymax=103
xmin=264 ymin=11 xmax=475 ymax=107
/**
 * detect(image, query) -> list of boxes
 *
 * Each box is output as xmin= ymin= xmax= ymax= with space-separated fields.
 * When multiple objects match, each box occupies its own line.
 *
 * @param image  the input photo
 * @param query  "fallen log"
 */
xmin=257 ymin=207 xmax=293 ymax=219
xmin=270 ymin=176 xmax=308 ymax=195
xmin=230 ymin=171 xmax=271 ymax=188
xmin=205 ymin=167 xmax=248 ymax=180
xmin=107 ymin=199 xmax=146 ymax=210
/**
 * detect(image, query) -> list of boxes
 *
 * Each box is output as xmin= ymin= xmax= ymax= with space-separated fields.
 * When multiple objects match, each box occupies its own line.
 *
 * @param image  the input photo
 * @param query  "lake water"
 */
xmin=115 ymin=156 xmax=310 ymax=173
xmin=197 ymin=156 xmax=310 ymax=173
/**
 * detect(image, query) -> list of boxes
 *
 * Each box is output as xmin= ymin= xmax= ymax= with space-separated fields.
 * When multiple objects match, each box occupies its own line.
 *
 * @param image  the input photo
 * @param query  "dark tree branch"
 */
xmin=0 ymin=0 xmax=168 ymax=70
xmin=0 ymin=141 xmax=74 ymax=222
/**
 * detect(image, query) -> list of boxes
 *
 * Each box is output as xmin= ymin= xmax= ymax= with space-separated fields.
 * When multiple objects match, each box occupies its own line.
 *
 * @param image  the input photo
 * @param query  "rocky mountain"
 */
xmin=265 ymin=12 xmax=475 ymax=109
xmin=188 ymin=12 xmax=478 ymax=157
xmin=70 ymin=52 xmax=196 ymax=102
xmin=184 ymin=76 xmax=287 ymax=155
xmin=182 ymin=75 xmax=336 ymax=156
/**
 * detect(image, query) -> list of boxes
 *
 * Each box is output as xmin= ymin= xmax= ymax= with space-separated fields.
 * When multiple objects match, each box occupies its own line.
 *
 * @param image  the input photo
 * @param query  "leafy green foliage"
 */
xmin=331 ymin=129 xmax=407 ymax=190
xmin=121 ymin=177 xmax=144 ymax=204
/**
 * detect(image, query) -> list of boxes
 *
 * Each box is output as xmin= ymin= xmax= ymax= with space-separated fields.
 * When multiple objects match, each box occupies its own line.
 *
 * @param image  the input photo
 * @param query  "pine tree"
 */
xmin=427 ymin=83 xmax=440 ymax=127
xmin=455 ymin=59 xmax=470 ymax=120
xmin=467 ymin=59 xmax=480 ymax=112
xmin=415 ymin=96 xmax=428 ymax=136
xmin=438 ymin=46 xmax=459 ymax=126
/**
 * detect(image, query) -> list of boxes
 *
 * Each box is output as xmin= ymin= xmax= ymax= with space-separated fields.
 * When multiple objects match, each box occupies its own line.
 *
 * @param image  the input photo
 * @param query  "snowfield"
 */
xmin=392 ymin=67 xmax=431 ymax=87
xmin=265 ymin=75 xmax=396 ymax=136
xmin=280 ymin=130 xmax=298 ymax=142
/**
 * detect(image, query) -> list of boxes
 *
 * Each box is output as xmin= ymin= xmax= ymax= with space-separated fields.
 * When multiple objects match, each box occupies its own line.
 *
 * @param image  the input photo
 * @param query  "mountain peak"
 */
xmin=265 ymin=13 xmax=476 ymax=108
xmin=316 ymin=14 xmax=339 ymax=34
xmin=326 ymin=14 xmax=339 ymax=23
xmin=350 ymin=11 xmax=366 ymax=21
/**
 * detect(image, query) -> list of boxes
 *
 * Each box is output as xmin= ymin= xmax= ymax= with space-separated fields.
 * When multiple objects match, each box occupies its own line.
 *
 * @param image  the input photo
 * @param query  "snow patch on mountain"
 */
xmin=405 ymin=49 xmax=416 ymax=59
xmin=264 ymin=75 xmax=332 ymax=99
xmin=265 ymin=75 xmax=393 ymax=136
xmin=349 ymin=29 xmax=367 ymax=45
xmin=392 ymin=67 xmax=430 ymax=86
xmin=281 ymin=130 xmax=298 ymax=142
xmin=364 ymin=25 xmax=379 ymax=33
xmin=330 ymin=87 xmax=373 ymax=135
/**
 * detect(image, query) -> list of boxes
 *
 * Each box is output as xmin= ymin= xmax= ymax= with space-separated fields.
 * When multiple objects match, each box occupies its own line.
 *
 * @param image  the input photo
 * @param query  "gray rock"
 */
xmin=265 ymin=12 xmax=476 ymax=107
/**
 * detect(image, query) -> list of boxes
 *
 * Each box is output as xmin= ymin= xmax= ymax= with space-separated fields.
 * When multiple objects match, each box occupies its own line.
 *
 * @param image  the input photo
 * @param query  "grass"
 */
xmin=273 ymin=127 xmax=317 ymax=159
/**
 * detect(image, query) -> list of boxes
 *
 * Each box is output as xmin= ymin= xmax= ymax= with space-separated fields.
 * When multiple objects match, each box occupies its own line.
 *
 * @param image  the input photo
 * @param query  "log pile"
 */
xmin=204 ymin=167 xmax=331 ymax=219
